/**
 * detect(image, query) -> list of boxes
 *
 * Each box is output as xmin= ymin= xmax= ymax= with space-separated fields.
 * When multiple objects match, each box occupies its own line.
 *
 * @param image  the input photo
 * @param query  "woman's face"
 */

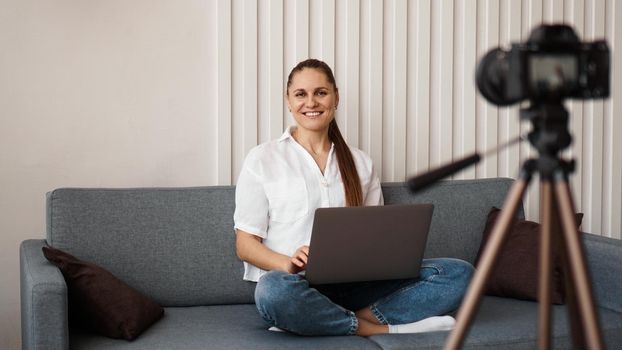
xmin=286 ymin=68 xmax=339 ymax=134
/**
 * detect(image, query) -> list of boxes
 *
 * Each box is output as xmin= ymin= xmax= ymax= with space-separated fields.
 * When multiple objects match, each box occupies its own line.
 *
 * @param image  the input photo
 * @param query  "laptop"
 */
xmin=304 ymin=204 xmax=434 ymax=285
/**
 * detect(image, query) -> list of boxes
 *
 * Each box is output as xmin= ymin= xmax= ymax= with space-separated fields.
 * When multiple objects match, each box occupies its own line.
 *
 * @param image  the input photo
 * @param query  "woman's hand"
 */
xmin=236 ymin=230 xmax=311 ymax=275
xmin=285 ymin=245 xmax=310 ymax=274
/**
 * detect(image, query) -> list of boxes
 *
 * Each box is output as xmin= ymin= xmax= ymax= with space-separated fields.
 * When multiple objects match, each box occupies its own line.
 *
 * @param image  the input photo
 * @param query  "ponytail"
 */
xmin=328 ymin=120 xmax=363 ymax=207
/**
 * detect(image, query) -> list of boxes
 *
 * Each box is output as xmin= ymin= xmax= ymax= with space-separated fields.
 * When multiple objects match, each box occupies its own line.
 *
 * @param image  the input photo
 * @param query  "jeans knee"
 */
xmin=443 ymin=259 xmax=474 ymax=306
xmin=424 ymin=258 xmax=474 ymax=283
xmin=254 ymin=271 xmax=304 ymax=324
xmin=449 ymin=259 xmax=474 ymax=286
xmin=256 ymin=271 xmax=288 ymax=306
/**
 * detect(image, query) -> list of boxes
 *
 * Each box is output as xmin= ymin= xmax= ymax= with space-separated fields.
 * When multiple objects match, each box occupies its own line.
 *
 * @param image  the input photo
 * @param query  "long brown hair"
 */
xmin=286 ymin=59 xmax=363 ymax=207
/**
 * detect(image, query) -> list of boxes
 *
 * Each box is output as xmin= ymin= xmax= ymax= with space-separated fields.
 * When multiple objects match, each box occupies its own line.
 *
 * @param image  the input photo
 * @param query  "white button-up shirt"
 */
xmin=234 ymin=126 xmax=384 ymax=282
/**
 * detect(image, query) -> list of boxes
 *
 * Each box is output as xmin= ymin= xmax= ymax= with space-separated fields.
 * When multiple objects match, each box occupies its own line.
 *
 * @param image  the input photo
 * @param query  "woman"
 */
xmin=234 ymin=58 xmax=473 ymax=336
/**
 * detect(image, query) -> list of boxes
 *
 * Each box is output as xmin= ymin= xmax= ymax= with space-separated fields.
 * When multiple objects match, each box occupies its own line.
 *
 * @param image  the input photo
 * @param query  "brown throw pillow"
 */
xmin=475 ymin=207 xmax=583 ymax=304
xmin=42 ymin=245 xmax=164 ymax=341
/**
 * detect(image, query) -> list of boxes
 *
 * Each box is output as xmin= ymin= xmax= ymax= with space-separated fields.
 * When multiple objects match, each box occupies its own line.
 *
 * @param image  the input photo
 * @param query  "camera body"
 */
xmin=477 ymin=25 xmax=610 ymax=106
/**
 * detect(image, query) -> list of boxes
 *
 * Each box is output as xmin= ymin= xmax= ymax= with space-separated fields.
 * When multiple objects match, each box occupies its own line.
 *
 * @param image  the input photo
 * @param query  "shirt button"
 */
xmin=321 ymin=180 xmax=328 ymax=187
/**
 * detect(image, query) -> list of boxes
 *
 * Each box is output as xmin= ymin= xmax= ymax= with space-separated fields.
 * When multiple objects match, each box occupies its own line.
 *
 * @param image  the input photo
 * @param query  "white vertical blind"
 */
xmin=453 ymin=0 xmax=477 ymax=180
xmin=232 ymin=0 xmax=258 ymax=183
xmin=216 ymin=0 xmax=232 ymax=184
xmin=382 ymin=0 xmax=408 ymax=181
xmin=257 ymin=0 xmax=284 ymax=145
xmin=430 ymin=0 xmax=454 ymax=169
xmin=476 ymin=0 xmax=500 ymax=180
xmin=335 ymin=0 xmax=361 ymax=145
xmin=407 ymin=0 xmax=432 ymax=177
xmin=214 ymin=0 xmax=622 ymax=238
xmin=360 ymin=0 xmax=384 ymax=179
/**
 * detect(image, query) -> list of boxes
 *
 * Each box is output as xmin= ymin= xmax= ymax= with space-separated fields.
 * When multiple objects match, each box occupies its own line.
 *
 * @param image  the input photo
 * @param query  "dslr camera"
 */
xmin=476 ymin=24 xmax=610 ymax=106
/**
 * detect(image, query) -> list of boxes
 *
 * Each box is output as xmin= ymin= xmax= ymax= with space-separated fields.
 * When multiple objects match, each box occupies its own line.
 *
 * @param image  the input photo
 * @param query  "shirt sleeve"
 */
xmin=363 ymin=162 xmax=384 ymax=206
xmin=233 ymin=148 xmax=269 ymax=238
xmin=352 ymin=147 xmax=384 ymax=206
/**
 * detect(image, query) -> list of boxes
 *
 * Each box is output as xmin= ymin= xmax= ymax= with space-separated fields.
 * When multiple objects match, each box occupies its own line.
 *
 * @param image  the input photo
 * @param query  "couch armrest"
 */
xmin=20 ymin=239 xmax=68 ymax=350
xmin=583 ymin=233 xmax=622 ymax=314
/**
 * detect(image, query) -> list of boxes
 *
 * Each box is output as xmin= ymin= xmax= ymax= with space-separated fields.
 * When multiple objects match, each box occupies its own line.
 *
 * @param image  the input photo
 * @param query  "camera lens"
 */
xmin=476 ymin=49 xmax=520 ymax=106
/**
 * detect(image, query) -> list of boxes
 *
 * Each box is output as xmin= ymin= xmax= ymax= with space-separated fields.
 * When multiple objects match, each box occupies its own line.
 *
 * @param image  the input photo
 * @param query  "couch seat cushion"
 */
xmin=70 ymin=304 xmax=380 ymax=350
xmin=368 ymin=296 xmax=622 ymax=349
xmin=70 ymin=298 xmax=622 ymax=350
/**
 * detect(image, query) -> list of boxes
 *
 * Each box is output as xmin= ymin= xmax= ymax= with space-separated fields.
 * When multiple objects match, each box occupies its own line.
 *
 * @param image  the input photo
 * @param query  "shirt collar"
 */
xmin=278 ymin=125 xmax=297 ymax=142
xmin=279 ymin=125 xmax=336 ymax=152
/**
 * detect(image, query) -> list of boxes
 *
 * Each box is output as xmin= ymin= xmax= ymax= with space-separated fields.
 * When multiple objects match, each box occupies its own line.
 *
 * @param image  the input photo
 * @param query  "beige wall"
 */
xmin=2 ymin=0 xmax=621 ymax=348
xmin=1 ymin=1 xmax=218 ymax=348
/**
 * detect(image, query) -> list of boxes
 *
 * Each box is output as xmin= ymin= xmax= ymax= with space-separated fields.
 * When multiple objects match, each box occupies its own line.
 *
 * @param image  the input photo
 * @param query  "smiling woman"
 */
xmin=232 ymin=58 xmax=474 ymax=337
xmin=286 ymin=64 xmax=339 ymax=134
xmin=285 ymin=59 xmax=361 ymax=207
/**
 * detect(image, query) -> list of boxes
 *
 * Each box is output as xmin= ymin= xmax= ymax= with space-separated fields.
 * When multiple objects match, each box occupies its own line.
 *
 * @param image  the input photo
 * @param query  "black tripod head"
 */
xmin=521 ymin=103 xmax=571 ymax=157
xmin=519 ymin=102 xmax=576 ymax=181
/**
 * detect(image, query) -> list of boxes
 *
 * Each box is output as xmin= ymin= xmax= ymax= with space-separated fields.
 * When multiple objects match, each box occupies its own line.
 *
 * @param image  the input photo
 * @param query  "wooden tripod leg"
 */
xmin=558 ymin=219 xmax=586 ymax=349
xmin=538 ymin=181 xmax=554 ymax=350
xmin=444 ymin=178 xmax=530 ymax=350
xmin=554 ymin=179 xmax=604 ymax=350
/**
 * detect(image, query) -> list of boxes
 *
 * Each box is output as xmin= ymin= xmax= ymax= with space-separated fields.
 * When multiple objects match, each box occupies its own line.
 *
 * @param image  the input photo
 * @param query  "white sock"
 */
xmin=388 ymin=316 xmax=456 ymax=334
xmin=268 ymin=326 xmax=286 ymax=332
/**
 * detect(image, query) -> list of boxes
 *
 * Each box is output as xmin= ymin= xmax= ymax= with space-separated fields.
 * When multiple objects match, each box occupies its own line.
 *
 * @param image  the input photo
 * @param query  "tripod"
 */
xmin=444 ymin=103 xmax=604 ymax=350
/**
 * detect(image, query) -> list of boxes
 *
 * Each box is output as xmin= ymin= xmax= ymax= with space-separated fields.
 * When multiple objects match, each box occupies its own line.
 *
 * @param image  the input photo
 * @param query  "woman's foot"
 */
xmin=388 ymin=315 xmax=456 ymax=334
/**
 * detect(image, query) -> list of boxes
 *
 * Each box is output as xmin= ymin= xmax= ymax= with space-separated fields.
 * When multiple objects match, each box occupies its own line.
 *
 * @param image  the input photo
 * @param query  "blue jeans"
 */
xmin=254 ymin=258 xmax=474 ymax=336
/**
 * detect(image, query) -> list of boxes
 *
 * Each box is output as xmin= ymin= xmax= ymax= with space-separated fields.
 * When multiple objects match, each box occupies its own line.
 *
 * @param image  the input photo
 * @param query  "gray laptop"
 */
xmin=305 ymin=204 xmax=434 ymax=285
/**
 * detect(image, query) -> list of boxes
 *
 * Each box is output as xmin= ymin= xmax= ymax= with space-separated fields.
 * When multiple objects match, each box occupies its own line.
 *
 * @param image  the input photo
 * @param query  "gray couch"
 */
xmin=20 ymin=178 xmax=622 ymax=349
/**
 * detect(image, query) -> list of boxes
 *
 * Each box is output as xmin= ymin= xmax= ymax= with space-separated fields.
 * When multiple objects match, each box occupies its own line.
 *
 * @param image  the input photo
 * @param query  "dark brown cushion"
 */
xmin=475 ymin=207 xmax=583 ymax=304
xmin=42 ymin=245 xmax=164 ymax=341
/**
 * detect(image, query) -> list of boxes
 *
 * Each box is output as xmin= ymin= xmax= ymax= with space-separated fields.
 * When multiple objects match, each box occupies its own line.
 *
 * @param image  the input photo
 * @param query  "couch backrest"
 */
xmin=46 ymin=178 xmax=518 ymax=307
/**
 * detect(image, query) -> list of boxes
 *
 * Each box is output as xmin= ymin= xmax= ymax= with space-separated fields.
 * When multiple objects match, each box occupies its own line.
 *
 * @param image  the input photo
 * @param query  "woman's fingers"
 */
xmin=297 ymin=246 xmax=309 ymax=264
xmin=292 ymin=257 xmax=304 ymax=267
xmin=291 ymin=245 xmax=310 ymax=268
